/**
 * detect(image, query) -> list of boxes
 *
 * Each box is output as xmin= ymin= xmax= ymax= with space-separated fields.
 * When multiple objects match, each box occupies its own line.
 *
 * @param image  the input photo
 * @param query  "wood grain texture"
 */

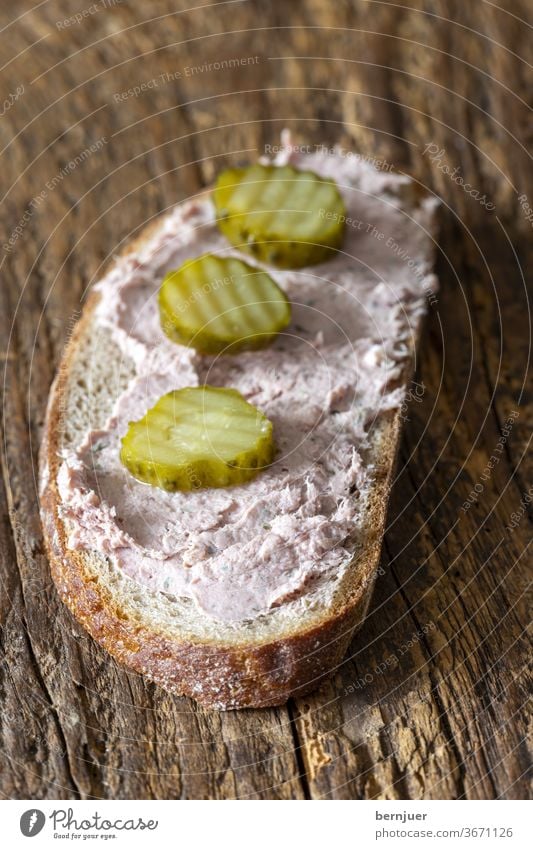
xmin=0 ymin=0 xmax=531 ymax=799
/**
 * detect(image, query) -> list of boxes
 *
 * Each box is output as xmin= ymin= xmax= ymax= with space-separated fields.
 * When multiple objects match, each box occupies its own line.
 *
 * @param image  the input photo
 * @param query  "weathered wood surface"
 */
xmin=0 ymin=0 xmax=531 ymax=799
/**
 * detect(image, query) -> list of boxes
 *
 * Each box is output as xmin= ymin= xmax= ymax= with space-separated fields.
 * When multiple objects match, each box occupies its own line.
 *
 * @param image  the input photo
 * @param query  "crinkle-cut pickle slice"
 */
xmin=213 ymin=163 xmax=346 ymax=268
xmin=159 ymin=253 xmax=291 ymax=355
xmin=120 ymin=386 xmax=275 ymax=492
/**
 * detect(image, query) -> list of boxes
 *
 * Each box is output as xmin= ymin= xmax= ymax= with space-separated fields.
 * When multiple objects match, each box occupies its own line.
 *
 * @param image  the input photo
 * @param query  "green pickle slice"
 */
xmin=213 ymin=163 xmax=346 ymax=268
xmin=120 ymin=386 xmax=275 ymax=491
xmin=159 ymin=253 xmax=291 ymax=354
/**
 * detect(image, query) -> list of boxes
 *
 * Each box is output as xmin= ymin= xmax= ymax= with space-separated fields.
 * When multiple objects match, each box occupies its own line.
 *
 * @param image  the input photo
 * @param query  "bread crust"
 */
xmin=39 ymin=209 xmax=405 ymax=710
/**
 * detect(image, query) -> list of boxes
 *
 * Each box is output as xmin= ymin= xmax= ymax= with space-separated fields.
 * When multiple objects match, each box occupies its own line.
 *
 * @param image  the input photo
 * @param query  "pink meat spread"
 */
xmin=57 ymin=133 xmax=439 ymax=623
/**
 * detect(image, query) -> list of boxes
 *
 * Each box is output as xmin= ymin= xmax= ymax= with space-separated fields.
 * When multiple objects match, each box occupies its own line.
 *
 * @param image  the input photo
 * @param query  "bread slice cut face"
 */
xmin=40 ymin=139 xmax=439 ymax=709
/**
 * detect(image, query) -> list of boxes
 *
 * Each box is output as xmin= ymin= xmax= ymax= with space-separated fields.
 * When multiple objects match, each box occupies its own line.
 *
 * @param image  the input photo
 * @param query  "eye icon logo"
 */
xmin=20 ymin=810 xmax=46 ymax=837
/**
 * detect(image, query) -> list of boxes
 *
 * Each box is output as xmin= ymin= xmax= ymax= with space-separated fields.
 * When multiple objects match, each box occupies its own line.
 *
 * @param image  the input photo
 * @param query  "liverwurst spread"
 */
xmin=57 ymin=133 xmax=439 ymax=623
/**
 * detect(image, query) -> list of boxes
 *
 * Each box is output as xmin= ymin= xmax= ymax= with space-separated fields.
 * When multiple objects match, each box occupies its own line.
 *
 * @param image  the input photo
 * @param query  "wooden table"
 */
xmin=0 ymin=1 xmax=531 ymax=800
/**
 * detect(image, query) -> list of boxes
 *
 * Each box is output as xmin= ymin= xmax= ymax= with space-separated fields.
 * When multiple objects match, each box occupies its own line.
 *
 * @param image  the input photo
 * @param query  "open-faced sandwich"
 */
xmin=40 ymin=132 xmax=439 ymax=709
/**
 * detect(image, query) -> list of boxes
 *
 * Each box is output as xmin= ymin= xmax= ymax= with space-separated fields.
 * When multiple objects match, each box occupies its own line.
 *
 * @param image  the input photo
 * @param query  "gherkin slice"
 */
xmin=120 ymin=386 xmax=275 ymax=491
xmin=213 ymin=163 xmax=346 ymax=268
xmin=159 ymin=253 xmax=291 ymax=354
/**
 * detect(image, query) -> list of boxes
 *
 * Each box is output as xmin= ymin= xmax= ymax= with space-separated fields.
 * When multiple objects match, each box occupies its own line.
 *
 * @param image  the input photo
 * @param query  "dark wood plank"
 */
xmin=0 ymin=0 xmax=530 ymax=799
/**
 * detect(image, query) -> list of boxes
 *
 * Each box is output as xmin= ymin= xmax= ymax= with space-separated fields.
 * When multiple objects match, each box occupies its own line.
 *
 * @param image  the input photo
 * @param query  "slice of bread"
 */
xmin=39 ymin=146 xmax=438 ymax=710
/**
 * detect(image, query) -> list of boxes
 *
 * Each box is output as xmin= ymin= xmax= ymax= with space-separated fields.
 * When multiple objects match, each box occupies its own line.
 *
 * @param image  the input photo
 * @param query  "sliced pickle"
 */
xmin=159 ymin=253 xmax=291 ymax=354
xmin=213 ymin=163 xmax=346 ymax=268
xmin=120 ymin=386 xmax=275 ymax=491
